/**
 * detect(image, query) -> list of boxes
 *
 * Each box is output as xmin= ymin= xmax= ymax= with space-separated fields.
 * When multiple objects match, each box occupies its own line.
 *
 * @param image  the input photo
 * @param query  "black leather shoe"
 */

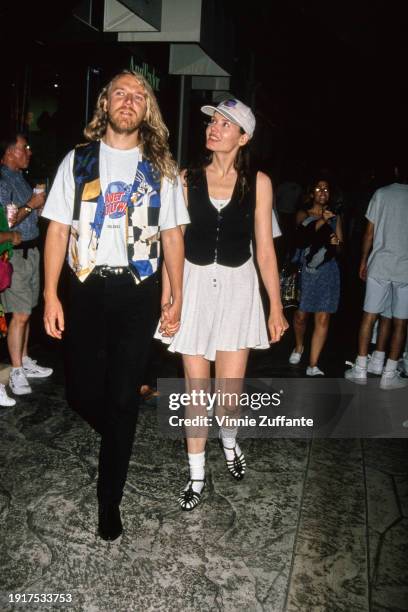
xmin=98 ymin=504 xmax=123 ymax=541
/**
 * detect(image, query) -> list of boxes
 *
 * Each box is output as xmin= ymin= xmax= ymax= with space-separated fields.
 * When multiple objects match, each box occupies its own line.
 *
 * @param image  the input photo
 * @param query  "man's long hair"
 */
xmin=84 ymin=70 xmax=177 ymax=180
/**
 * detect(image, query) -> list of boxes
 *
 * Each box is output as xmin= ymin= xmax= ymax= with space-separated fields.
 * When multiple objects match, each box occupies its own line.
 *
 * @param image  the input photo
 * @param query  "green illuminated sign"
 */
xmin=130 ymin=58 xmax=160 ymax=91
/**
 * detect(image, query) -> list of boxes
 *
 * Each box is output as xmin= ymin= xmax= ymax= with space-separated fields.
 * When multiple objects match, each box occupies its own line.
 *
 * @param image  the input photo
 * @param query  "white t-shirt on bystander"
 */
xmin=365 ymin=183 xmax=408 ymax=283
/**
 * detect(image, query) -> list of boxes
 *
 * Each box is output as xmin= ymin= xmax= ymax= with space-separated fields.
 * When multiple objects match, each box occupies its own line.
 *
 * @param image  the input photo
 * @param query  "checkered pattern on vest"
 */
xmin=71 ymin=140 xmax=161 ymax=283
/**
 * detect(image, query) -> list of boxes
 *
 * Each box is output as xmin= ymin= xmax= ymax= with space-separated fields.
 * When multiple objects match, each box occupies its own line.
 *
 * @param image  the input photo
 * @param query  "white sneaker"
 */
xmin=367 ymin=354 xmax=384 ymax=376
xmin=380 ymin=370 xmax=408 ymax=390
xmin=22 ymin=356 xmax=53 ymax=379
xmin=9 ymin=368 xmax=32 ymax=395
xmin=289 ymin=347 xmax=303 ymax=365
xmin=0 ymin=383 xmax=16 ymax=406
xmin=397 ymin=356 xmax=408 ymax=376
xmin=344 ymin=361 xmax=367 ymax=385
xmin=306 ymin=366 xmax=325 ymax=376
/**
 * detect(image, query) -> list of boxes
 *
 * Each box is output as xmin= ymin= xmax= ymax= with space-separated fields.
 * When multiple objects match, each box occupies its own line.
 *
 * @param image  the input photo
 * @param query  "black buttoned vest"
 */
xmin=184 ymin=169 xmax=256 ymax=267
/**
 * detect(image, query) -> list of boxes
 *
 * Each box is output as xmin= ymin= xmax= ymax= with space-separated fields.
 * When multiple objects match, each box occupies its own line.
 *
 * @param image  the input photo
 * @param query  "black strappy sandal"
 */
xmin=220 ymin=441 xmax=246 ymax=480
xmin=178 ymin=479 xmax=205 ymax=511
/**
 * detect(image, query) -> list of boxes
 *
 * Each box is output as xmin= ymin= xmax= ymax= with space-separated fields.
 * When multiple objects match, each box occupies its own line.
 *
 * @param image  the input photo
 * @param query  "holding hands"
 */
xmin=159 ymin=301 xmax=181 ymax=337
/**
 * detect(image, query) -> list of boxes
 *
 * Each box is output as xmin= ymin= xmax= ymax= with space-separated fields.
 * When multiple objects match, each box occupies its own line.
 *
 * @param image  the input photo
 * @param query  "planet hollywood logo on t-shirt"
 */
xmin=104 ymin=181 xmax=130 ymax=219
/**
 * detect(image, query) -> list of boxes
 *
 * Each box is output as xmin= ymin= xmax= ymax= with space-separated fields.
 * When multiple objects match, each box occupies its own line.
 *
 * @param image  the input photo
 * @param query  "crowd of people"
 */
xmin=276 ymin=163 xmax=408 ymax=388
xmin=0 ymin=69 xmax=407 ymax=541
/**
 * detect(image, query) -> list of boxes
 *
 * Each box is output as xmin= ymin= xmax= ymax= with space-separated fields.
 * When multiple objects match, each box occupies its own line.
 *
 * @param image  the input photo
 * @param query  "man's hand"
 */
xmin=44 ymin=295 xmax=65 ymax=339
xmin=27 ymin=192 xmax=46 ymax=210
xmin=10 ymin=231 xmax=22 ymax=246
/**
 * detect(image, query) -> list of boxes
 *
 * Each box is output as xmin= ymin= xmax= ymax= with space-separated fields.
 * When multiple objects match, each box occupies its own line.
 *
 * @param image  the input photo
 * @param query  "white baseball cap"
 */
xmin=201 ymin=98 xmax=256 ymax=138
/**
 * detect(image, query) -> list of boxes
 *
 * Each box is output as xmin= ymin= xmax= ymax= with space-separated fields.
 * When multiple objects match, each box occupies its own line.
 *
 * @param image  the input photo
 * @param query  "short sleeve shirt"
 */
xmin=42 ymin=142 xmax=190 ymax=266
xmin=0 ymin=165 xmax=39 ymax=241
xmin=365 ymin=183 xmax=408 ymax=283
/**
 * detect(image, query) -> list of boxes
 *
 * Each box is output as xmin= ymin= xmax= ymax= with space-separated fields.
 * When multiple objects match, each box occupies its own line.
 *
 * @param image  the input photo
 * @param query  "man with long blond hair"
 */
xmin=42 ymin=70 xmax=188 ymax=540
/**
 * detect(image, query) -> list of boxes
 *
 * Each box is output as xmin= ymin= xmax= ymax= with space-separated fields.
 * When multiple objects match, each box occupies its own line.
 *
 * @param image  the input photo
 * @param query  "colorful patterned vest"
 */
xmin=71 ymin=140 xmax=161 ymax=283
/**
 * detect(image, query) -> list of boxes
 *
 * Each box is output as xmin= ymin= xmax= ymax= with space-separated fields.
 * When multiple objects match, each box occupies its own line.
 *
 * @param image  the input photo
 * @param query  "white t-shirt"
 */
xmin=43 ymin=141 xmax=190 ymax=266
xmin=365 ymin=183 xmax=408 ymax=283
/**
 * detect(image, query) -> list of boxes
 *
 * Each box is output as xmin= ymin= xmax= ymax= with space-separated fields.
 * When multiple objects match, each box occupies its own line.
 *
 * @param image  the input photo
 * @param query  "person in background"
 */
xmin=345 ymin=159 xmax=408 ymax=389
xmin=0 ymin=202 xmax=22 ymax=406
xmin=289 ymin=177 xmax=343 ymax=375
xmin=0 ymin=132 xmax=52 ymax=397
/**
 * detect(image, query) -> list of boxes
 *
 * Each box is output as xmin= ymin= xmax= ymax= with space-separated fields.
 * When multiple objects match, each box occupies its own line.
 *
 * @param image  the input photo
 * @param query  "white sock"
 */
xmin=357 ymin=355 xmax=368 ymax=368
xmin=372 ymin=351 xmax=385 ymax=362
xmin=186 ymin=451 xmax=205 ymax=494
xmin=384 ymin=359 xmax=398 ymax=373
xmin=220 ymin=426 xmax=241 ymax=462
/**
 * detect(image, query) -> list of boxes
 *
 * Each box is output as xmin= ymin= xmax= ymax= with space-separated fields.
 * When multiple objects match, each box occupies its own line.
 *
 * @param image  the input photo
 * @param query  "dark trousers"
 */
xmin=64 ymin=271 xmax=159 ymax=505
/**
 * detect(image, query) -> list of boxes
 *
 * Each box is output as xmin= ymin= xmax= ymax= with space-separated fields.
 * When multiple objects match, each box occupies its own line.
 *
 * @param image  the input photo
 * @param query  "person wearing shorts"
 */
xmin=345 ymin=161 xmax=408 ymax=389
xmin=0 ymin=132 xmax=52 ymax=398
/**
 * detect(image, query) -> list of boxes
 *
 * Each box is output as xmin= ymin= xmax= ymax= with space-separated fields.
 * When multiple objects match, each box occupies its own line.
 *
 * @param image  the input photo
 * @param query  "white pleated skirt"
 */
xmin=154 ymin=258 xmax=269 ymax=361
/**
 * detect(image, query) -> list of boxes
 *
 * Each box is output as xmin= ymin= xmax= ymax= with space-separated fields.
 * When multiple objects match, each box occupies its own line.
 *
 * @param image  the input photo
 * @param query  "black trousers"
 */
xmin=64 ymin=271 xmax=159 ymax=505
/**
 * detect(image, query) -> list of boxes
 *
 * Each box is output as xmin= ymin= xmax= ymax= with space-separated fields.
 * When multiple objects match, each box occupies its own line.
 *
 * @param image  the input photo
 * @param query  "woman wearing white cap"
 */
xmin=157 ymin=98 xmax=288 ymax=510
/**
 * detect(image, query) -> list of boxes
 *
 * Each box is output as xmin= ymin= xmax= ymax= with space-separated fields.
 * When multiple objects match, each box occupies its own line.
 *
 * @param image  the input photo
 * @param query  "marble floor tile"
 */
xmin=285 ymin=439 xmax=369 ymax=612
xmin=363 ymin=439 xmax=408 ymax=475
xmin=394 ymin=475 xmax=408 ymax=517
xmin=363 ymin=440 xmax=408 ymax=612
xmin=365 ymin=467 xmax=401 ymax=534
xmin=370 ymin=519 xmax=408 ymax=612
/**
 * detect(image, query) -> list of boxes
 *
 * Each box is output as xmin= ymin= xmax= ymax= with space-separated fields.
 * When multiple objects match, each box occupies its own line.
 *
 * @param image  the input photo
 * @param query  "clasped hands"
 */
xmin=159 ymin=301 xmax=181 ymax=337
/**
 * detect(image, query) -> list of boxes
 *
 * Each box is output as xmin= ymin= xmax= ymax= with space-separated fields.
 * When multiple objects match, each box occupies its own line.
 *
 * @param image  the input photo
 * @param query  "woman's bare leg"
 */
xmin=309 ymin=312 xmax=330 ymax=367
xmin=293 ymin=309 xmax=309 ymax=353
xmin=182 ymin=354 xmax=211 ymax=454
xmin=215 ymin=349 xmax=249 ymax=478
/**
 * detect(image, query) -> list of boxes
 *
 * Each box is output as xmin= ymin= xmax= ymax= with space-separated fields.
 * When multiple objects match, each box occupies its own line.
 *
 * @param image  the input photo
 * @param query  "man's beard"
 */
xmin=108 ymin=110 xmax=141 ymax=135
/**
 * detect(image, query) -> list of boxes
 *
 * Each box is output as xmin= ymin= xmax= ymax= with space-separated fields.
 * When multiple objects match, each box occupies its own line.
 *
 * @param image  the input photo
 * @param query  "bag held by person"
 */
xmin=0 ymin=252 xmax=13 ymax=292
xmin=280 ymin=260 xmax=301 ymax=309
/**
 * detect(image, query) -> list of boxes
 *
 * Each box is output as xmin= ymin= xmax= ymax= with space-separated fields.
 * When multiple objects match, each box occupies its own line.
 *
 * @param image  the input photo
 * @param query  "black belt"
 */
xmin=14 ymin=238 xmax=40 ymax=259
xmin=92 ymin=265 xmax=132 ymax=278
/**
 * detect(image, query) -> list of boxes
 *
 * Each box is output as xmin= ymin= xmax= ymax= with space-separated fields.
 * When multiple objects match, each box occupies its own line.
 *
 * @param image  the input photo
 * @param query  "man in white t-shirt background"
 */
xmin=345 ymin=159 xmax=408 ymax=390
xmin=42 ymin=70 xmax=189 ymax=541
